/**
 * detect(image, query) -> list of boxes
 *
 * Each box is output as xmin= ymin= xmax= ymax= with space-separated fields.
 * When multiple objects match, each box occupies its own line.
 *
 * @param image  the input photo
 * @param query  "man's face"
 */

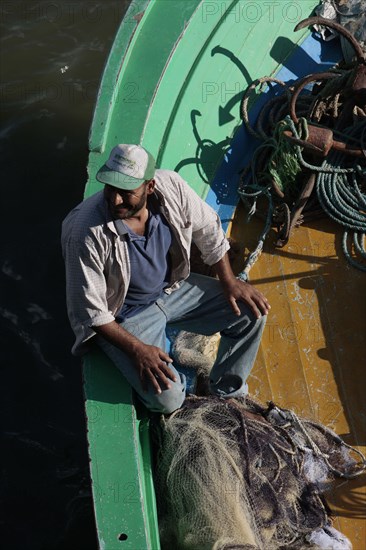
xmin=104 ymin=182 xmax=149 ymax=220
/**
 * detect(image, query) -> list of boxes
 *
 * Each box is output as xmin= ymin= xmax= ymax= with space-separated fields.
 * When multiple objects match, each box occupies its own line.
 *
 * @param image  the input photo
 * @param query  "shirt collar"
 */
xmin=114 ymin=218 xmax=129 ymax=236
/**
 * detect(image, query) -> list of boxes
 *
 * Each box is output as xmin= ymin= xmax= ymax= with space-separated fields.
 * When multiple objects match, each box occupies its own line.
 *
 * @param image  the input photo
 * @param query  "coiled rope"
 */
xmin=287 ymin=117 xmax=366 ymax=271
xmin=238 ymin=111 xmax=366 ymax=274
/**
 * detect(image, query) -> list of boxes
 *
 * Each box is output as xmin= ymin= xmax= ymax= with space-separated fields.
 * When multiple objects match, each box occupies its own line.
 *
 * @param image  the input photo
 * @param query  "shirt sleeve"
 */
xmin=173 ymin=173 xmax=231 ymax=265
xmin=61 ymin=230 xmax=116 ymax=348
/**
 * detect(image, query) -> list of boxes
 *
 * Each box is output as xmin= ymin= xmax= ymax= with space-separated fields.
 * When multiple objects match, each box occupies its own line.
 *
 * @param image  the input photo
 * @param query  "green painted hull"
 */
xmin=82 ymin=1 xmax=341 ymax=548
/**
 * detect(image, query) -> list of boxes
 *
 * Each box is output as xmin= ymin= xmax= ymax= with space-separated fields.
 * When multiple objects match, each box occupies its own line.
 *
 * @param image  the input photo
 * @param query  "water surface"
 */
xmin=1 ymin=2 xmax=130 ymax=547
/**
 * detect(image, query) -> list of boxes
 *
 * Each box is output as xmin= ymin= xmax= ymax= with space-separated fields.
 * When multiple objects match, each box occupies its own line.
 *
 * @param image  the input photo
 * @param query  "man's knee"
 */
xmin=240 ymin=302 xmax=267 ymax=326
xmin=210 ymin=374 xmax=249 ymax=398
xmin=257 ymin=312 xmax=267 ymax=329
xmin=147 ymin=389 xmax=186 ymax=414
xmin=225 ymin=306 xmax=267 ymax=338
xmin=145 ymin=384 xmax=186 ymax=415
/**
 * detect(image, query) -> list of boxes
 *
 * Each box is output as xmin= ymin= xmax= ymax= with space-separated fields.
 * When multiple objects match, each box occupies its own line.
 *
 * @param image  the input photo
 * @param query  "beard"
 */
xmin=109 ymin=189 xmax=148 ymax=220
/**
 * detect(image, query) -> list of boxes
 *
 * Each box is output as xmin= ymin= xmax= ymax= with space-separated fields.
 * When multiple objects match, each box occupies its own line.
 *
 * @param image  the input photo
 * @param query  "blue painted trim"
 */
xmin=205 ymin=34 xmax=342 ymax=231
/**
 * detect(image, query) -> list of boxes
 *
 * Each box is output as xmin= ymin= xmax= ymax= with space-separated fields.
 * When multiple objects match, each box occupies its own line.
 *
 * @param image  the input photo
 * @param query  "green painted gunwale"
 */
xmin=83 ymin=1 xmax=320 ymax=548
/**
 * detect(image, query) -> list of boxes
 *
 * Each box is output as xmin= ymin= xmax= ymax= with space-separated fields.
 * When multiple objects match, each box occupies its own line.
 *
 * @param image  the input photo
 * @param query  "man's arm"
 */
xmin=92 ymin=321 xmax=177 ymax=394
xmin=213 ymin=253 xmax=270 ymax=318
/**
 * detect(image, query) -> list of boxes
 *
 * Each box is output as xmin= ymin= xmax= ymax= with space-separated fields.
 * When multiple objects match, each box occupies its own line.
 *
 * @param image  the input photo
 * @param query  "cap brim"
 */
xmin=96 ymin=165 xmax=146 ymax=190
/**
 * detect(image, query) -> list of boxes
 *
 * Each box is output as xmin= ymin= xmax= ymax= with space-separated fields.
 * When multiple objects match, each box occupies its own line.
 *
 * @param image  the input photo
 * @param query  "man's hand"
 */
xmin=92 ymin=321 xmax=177 ymax=394
xmin=223 ymin=278 xmax=270 ymax=318
xmin=130 ymin=343 xmax=177 ymax=394
xmin=213 ymin=253 xmax=270 ymax=318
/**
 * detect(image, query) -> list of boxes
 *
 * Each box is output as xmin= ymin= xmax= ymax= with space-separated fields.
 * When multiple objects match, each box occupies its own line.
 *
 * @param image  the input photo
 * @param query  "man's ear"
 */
xmin=146 ymin=179 xmax=155 ymax=194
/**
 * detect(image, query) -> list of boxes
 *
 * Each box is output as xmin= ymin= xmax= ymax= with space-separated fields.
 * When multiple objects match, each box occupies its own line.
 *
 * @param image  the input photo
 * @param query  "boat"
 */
xmin=81 ymin=1 xmax=365 ymax=548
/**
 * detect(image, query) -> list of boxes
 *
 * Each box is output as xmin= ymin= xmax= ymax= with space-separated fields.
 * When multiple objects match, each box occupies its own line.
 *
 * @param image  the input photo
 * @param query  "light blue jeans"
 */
xmin=96 ymin=273 xmax=266 ymax=414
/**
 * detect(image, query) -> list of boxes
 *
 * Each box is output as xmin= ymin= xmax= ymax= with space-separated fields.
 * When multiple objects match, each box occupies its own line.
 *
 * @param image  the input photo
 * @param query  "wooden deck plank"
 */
xmin=230 ymin=201 xmax=366 ymax=546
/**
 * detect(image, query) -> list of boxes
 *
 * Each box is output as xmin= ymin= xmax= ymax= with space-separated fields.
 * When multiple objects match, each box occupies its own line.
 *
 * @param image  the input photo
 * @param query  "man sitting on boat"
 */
xmin=61 ymin=144 xmax=270 ymax=414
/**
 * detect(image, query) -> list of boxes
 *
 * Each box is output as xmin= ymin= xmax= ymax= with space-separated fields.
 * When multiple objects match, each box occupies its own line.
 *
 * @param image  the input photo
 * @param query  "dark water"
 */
xmin=1 ymin=2 xmax=130 ymax=548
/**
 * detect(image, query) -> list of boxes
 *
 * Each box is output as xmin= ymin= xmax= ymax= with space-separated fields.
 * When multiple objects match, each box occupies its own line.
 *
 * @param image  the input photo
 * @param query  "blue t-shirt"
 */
xmin=114 ymin=210 xmax=172 ymax=321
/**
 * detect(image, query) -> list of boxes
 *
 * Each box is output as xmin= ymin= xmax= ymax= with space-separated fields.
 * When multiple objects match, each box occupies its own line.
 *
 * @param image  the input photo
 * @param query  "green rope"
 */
xmin=277 ymin=117 xmax=366 ymax=270
xmin=236 ymin=116 xmax=310 ymax=279
xmin=237 ymin=115 xmax=325 ymax=278
xmin=266 ymin=119 xmax=304 ymax=195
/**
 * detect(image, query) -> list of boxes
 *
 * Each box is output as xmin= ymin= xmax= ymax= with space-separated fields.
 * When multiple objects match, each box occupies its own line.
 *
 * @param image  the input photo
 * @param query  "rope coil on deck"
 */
xmin=238 ymin=56 xmax=366 ymax=275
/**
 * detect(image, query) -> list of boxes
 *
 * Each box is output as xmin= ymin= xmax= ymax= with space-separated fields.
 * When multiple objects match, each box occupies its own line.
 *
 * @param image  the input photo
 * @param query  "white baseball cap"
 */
xmin=96 ymin=144 xmax=156 ymax=190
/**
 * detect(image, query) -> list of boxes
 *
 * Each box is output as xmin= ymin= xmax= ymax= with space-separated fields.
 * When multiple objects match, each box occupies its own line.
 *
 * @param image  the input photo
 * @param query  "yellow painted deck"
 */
xmin=230 ymin=201 xmax=366 ymax=548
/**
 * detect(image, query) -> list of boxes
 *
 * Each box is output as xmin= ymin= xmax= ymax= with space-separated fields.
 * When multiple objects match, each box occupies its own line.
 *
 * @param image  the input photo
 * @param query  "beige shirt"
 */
xmin=61 ymin=169 xmax=230 ymax=355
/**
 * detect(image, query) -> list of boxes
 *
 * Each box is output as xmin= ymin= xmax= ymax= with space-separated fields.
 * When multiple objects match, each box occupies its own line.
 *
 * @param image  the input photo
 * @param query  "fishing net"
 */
xmin=153 ymin=395 xmax=365 ymax=550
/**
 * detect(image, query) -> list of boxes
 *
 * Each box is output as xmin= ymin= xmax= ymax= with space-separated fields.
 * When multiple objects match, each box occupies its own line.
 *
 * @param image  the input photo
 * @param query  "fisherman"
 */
xmin=61 ymin=144 xmax=270 ymax=414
